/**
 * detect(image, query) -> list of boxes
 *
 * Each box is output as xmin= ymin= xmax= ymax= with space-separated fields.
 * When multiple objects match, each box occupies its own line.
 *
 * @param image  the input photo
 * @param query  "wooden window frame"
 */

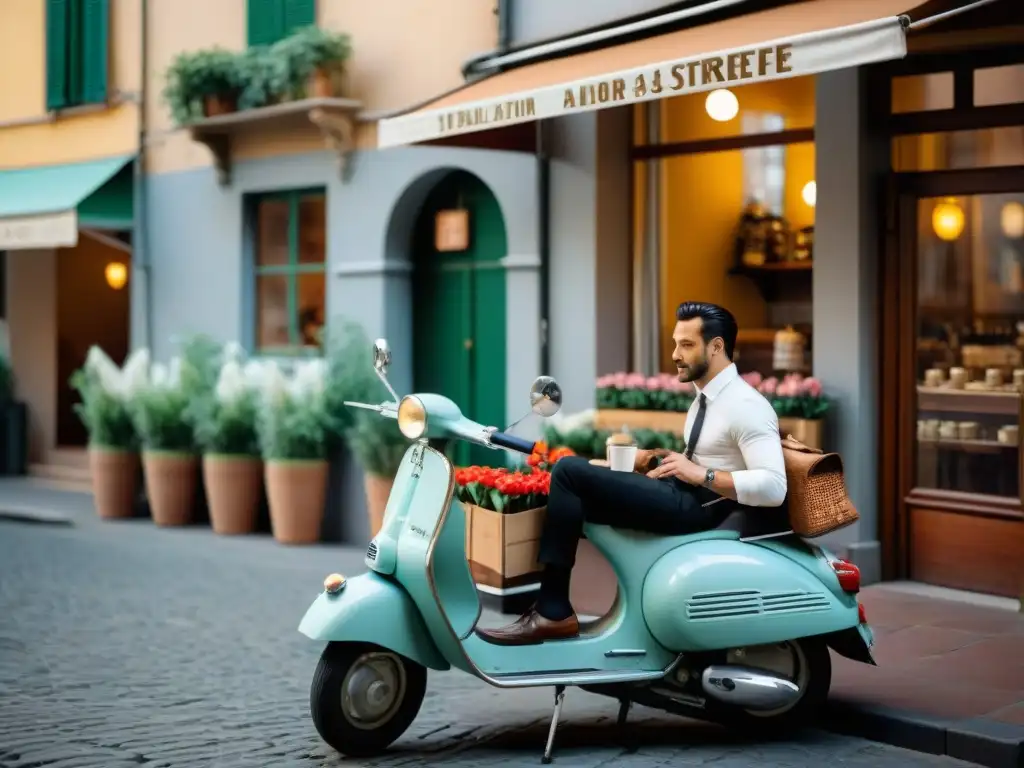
xmin=251 ymin=188 xmax=327 ymax=355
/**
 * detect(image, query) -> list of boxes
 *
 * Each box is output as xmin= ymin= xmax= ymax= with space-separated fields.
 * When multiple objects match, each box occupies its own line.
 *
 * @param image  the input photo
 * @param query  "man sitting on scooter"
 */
xmin=478 ymin=301 xmax=788 ymax=646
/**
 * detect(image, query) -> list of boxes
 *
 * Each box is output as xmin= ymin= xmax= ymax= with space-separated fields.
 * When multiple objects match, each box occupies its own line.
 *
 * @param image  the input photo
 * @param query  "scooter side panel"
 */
xmin=298 ymin=572 xmax=450 ymax=671
xmin=642 ymin=539 xmax=858 ymax=652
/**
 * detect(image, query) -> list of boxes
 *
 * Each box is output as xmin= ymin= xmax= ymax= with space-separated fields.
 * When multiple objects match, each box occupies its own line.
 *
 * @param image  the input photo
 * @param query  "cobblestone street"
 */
xmin=0 ymin=509 xmax=978 ymax=768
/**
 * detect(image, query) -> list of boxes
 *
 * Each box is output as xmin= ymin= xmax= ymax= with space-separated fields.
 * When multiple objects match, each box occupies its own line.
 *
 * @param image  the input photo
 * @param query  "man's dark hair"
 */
xmin=675 ymin=301 xmax=739 ymax=360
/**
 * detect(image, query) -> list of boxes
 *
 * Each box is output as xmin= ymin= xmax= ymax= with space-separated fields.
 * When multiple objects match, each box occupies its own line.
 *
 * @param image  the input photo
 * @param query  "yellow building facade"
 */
xmin=0 ymin=0 xmax=499 ymax=480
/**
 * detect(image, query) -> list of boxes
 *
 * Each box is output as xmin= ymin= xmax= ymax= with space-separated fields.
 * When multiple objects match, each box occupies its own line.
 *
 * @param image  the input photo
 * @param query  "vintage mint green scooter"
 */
xmin=299 ymin=339 xmax=876 ymax=762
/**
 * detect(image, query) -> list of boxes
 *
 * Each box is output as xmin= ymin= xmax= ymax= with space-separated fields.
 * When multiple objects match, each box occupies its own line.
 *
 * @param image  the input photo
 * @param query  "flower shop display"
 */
xmin=195 ymin=346 xmax=265 ymax=535
xmin=457 ymin=445 xmax=574 ymax=598
xmin=70 ymin=347 xmax=149 ymax=519
xmin=271 ymin=25 xmax=352 ymax=99
xmin=594 ymin=370 xmax=830 ymax=449
xmin=258 ymin=358 xmax=331 ymax=544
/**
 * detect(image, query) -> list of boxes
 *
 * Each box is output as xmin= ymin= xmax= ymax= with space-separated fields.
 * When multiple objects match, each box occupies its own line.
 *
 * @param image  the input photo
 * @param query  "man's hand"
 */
xmin=646 ymin=451 xmax=705 ymax=485
xmin=633 ymin=448 xmax=670 ymax=474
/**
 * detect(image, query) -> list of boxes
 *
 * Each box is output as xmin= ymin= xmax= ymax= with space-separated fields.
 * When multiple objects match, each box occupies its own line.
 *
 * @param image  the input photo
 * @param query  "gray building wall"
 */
xmin=812 ymin=67 xmax=886 ymax=582
xmin=139 ymin=145 xmax=541 ymax=542
xmin=509 ymin=0 xmax=692 ymax=47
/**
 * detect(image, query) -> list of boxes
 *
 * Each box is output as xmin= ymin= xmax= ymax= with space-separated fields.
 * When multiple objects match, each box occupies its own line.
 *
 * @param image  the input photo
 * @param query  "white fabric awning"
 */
xmin=378 ymin=0 xmax=922 ymax=149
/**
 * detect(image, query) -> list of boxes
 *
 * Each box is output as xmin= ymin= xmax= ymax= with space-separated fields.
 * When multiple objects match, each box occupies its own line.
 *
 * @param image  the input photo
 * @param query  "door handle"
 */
xmin=464 ymin=338 xmax=474 ymax=350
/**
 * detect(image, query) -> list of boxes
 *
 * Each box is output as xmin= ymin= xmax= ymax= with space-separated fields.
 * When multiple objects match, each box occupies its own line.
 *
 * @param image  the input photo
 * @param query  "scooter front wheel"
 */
xmin=310 ymin=641 xmax=427 ymax=757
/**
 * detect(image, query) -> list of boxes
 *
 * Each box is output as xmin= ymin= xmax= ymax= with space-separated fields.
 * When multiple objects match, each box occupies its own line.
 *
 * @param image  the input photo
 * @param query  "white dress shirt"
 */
xmin=682 ymin=363 xmax=787 ymax=507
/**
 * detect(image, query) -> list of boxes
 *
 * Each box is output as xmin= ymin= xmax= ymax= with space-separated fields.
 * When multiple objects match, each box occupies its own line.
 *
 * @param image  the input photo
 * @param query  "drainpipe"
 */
xmin=497 ymin=0 xmax=512 ymax=51
xmin=132 ymin=0 xmax=153 ymax=350
xmin=536 ymin=119 xmax=551 ymax=375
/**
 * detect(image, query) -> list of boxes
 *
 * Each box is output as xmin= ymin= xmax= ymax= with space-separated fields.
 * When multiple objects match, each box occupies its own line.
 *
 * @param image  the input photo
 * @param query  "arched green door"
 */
xmin=412 ymin=171 xmax=508 ymax=468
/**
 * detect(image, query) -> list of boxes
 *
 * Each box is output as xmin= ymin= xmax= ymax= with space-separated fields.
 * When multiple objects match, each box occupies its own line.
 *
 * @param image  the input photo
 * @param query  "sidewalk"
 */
xmin=1 ymin=478 xmax=1022 ymax=767
xmin=826 ymin=584 xmax=1024 ymax=768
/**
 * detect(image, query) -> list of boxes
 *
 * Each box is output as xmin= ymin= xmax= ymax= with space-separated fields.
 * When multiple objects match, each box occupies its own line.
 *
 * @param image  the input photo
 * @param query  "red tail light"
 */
xmin=858 ymin=602 xmax=867 ymax=624
xmin=831 ymin=558 xmax=861 ymax=593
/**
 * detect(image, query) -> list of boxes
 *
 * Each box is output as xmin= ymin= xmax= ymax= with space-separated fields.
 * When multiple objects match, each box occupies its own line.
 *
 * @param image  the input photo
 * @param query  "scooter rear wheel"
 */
xmin=705 ymin=636 xmax=831 ymax=731
xmin=310 ymin=641 xmax=427 ymax=757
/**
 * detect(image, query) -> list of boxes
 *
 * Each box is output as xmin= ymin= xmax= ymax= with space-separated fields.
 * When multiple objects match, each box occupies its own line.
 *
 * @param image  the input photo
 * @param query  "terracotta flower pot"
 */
xmin=203 ymin=454 xmax=263 ymax=535
xmin=203 ymin=94 xmax=237 ymax=117
xmin=89 ymin=447 xmax=139 ymax=520
xmin=142 ymin=451 xmax=198 ymax=526
xmin=265 ymin=459 xmax=328 ymax=544
xmin=364 ymin=472 xmax=394 ymax=538
xmin=308 ymin=68 xmax=336 ymax=98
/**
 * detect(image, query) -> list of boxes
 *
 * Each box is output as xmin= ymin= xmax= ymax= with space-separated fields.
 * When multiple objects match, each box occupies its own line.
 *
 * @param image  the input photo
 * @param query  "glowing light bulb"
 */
xmin=705 ymin=89 xmax=739 ymax=122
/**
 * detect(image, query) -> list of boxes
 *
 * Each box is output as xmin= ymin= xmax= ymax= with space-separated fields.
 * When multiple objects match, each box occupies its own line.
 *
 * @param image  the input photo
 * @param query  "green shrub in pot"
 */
xmin=163 ymin=47 xmax=246 ymax=126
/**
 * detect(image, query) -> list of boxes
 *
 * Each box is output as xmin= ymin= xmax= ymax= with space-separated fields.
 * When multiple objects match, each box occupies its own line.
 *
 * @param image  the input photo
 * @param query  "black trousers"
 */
xmin=537 ymin=455 xmax=731 ymax=569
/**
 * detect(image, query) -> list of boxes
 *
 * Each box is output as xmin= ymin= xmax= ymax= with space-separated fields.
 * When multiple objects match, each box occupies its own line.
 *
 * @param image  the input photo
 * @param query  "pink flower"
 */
xmin=658 ymin=372 xmax=677 ymax=389
xmin=596 ymin=374 xmax=616 ymax=388
xmin=612 ymin=372 xmax=628 ymax=388
xmin=777 ymin=380 xmax=799 ymax=397
xmin=624 ymin=373 xmax=647 ymax=390
xmin=645 ymin=376 xmax=663 ymax=391
xmin=741 ymin=371 xmax=763 ymax=388
xmin=802 ymin=377 xmax=823 ymax=397
xmin=759 ymin=377 xmax=778 ymax=396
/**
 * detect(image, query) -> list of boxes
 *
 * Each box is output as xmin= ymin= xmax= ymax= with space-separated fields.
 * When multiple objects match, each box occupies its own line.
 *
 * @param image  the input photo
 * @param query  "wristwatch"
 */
xmin=704 ymin=468 xmax=716 ymax=487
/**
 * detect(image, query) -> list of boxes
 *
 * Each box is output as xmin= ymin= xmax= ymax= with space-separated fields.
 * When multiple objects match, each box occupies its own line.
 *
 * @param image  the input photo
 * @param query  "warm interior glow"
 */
xmin=704 ymin=88 xmax=739 ymax=122
xmin=801 ymin=181 xmax=816 ymax=208
xmin=931 ymin=198 xmax=965 ymax=242
xmin=1001 ymin=201 xmax=1024 ymax=239
xmin=105 ymin=261 xmax=128 ymax=290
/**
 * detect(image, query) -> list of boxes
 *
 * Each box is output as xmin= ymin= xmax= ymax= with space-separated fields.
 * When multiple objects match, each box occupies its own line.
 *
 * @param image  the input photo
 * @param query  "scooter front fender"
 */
xmin=298 ymin=571 xmax=450 ymax=671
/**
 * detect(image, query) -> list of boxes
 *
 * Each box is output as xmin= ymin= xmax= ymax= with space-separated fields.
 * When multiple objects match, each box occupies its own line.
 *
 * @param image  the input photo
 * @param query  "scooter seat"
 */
xmin=714 ymin=505 xmax=792 ymax=539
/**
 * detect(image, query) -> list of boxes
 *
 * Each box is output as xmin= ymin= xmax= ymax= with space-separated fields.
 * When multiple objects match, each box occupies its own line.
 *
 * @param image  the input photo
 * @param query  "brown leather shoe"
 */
xmin=476 ymin=609 xmax=580 ymax=646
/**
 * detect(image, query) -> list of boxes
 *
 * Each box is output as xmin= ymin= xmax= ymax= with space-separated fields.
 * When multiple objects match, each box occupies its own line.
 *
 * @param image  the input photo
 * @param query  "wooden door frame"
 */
xmin=878 ymin=164 xmax=1024 ymax=580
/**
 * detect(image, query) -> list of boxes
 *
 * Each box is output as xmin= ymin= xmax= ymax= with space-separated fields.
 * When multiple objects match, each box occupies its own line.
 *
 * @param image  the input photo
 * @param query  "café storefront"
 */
xmin=376 ymin=0 xmax=1023 ymax=606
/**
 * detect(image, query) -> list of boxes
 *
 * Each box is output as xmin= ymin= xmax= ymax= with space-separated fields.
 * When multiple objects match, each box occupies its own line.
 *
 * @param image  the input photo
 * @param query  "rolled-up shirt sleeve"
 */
xmin=730 ymin=403 xmax=788 ymax=507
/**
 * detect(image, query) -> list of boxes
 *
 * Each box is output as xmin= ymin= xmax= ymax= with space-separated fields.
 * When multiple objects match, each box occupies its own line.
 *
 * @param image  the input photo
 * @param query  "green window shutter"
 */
xmin=283 ymin=0 xmax=316 ymax=35
xmin=247 ymin=0 xmax=285 ymax=46
xmin=45 ymin=0 xmax=70 ymax=110
xmin=80 ymin=0 xmax=109 ymax=104
xmin=67 ymin=0 xmax=84 ymax=105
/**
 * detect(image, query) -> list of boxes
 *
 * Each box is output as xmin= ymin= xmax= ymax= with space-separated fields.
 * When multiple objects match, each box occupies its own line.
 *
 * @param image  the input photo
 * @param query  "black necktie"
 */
xmin=685 ymin=393 xmax=708 ymax=460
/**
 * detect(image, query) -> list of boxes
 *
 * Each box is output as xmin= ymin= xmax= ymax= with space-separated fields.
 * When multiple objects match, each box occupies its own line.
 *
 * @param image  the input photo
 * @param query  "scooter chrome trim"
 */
xmin=700 ymin=664 xmax=801 ymax=711
xmin=421 ymin=444 xmax=682 ymax=688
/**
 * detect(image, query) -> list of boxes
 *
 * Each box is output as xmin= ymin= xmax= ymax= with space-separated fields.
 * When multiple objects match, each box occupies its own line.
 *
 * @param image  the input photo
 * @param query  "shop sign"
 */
xmin=435 ymin=209 xmax=470 ymax=252
xmin=379 ymin=17 xmax=908 ymax=148
xmin=0 ymin=210 xmax=78 ymax=250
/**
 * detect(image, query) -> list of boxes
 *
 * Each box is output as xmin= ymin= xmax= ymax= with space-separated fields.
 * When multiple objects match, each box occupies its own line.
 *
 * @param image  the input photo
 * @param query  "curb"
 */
xmin=824 ymin=701 xmax=1024 ymax=768
xmin=0 ymin=506 xmax=74 ymax=526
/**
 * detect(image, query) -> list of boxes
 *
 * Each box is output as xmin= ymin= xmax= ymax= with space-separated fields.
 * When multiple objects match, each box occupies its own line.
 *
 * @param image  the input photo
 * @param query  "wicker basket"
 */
xmin=781 ymin=435 xmax=859 ymax=538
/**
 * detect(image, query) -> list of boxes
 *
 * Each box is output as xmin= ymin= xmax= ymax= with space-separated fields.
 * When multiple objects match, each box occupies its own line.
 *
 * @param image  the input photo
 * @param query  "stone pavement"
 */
xmin=0 ymin=480 xmax=977 ymax=768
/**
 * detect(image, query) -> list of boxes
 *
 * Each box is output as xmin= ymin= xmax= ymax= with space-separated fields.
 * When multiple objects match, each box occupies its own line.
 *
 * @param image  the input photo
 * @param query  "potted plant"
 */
xmin=258 ymin=359 xmax=330 ymax=544
xmin=272 ymin=25 xmax=352 ymax=99
xmin=163 ymin=47 xmax=245 ymax=126
xmin=322 ymin=319 xmax=407 ymax=538
xmin=131 ymin=356 xmax=203 ymax=526
xmin=195 ymin=346 xmax=264 ymax=535
xmin=70 ymin=347 xmax=149 ymax=519
xmin=237 ymin=47 xmax=289 ymax=111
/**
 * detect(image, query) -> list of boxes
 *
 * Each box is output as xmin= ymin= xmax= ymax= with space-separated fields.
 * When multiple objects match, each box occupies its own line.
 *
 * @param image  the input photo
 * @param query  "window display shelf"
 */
xmin=916 ymin=386 xmax=1021 ymax=416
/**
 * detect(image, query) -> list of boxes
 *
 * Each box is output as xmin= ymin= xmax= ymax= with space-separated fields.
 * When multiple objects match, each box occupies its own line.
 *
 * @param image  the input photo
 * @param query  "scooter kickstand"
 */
xmin=541 ymin=684 xmax=567 ymax=764
xmin=617 ymin=698 xmax=631 ymax=726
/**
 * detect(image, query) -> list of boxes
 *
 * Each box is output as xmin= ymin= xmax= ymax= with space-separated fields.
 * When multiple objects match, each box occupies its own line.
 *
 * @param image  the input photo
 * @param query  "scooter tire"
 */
xmin=310 ymin=641 xmax=427 ymax=758
xmin=705 ymin=636 xmax=832 ymax=733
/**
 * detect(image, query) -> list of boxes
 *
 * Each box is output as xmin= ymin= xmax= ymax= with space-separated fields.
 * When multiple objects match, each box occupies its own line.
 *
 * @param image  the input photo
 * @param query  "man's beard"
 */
xmin=677 ymin=356 xmax=709 ymax=383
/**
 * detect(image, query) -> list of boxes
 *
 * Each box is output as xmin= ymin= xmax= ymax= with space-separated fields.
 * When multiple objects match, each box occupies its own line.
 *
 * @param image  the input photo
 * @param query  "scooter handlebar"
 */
xmin=488 ymin=431 xmax=537 ymax=455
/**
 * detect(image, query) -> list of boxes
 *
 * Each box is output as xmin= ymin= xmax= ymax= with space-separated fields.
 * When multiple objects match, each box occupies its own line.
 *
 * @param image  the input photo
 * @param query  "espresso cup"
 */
xmin=985 ymin=368 xmax=1004 ymax=388
xmin=607 ymin=444 xmax=638 ymax=472
xmin=924 ymin=368 xmax=945 ymax=387
xmin=949 ymin=367 xmax=968 ymax=389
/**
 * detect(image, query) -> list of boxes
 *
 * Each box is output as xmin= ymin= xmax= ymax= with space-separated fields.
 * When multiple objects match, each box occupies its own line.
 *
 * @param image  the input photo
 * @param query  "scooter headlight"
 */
xmin=397 ymin=395 xmax=427 ymax=439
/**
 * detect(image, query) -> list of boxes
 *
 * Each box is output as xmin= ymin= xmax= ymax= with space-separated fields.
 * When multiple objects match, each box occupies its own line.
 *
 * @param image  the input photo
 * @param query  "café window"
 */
xmin=915 ymin=192 xmax=1024 ymax=499
xmin=252 ymin=190 xmax=326 ymax=352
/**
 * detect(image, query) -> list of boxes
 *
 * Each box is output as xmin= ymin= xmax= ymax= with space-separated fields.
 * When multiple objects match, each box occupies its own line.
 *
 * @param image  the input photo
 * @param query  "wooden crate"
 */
xmin=464 ymin=503 xmax=546 ymax=589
